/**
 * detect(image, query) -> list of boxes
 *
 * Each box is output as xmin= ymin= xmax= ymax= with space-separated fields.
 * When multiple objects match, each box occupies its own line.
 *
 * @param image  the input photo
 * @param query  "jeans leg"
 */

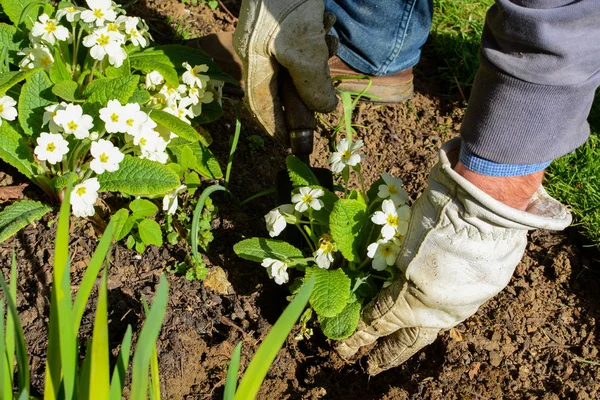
xmin=324 ymin=0 xmax=433 ymax=76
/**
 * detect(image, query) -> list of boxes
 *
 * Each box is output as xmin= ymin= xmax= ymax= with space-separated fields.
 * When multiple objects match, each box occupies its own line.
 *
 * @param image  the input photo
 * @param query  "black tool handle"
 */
xmin=279 ymin=68 xmax=315 ymax=164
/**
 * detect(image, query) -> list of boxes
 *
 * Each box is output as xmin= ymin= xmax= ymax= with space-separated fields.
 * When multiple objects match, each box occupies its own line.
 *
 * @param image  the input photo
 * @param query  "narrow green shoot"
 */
xmin=191 ymin=184 xmax=227 ymax=264
xmin=109 ymin=326 xmax=133 ymax=400
xmin=224 ymin=343 xmax=242 ymax=400
xmin=225 ymin=101 xmax=242 ymax=186
xmin=88 ymin=270 xmax=111 ymax=398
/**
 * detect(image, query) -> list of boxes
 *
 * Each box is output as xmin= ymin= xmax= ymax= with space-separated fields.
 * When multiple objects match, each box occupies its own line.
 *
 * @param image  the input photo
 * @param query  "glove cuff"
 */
xmin=438 ymin=138 xmax=572 ymax=231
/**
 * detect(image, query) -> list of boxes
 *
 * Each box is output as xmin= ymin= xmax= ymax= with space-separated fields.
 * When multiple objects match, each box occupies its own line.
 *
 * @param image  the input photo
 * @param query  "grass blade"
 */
xmin=191 ymin=185 xmax=227 ymax=264
xmin=0 ymin=270 xmax=29 ymax=394
xmin=0 ymin=300 xmax=9 ymax=400
xmin=223 ymin=342 xmax=241 ymax=400
xmin=88 ymin=270 xmax=110 ymax=398
xmin=149 ymin=346 xmax=160 ymax=400
xmin=44 ymin=286 xmax=61 ymax=399
xmin=130 ymin=275 xmax=169 ymax=400
xmin=78 ymin=339 xmax=92 ymax=400
xmin=110 ymin=326 xmax=132 ymax=400
xmin=225 ymin=101 xmax=242 ymax=186
xmin=57 ymin=262 xmax=76 ymax=400
xmin=239 ymin=188 xmax=276 ymax=207
xmin=234 ymin=276 xmax=315 ymax=400
xmin=73 ymin=218 xmax=116 ymax=334
xmin=6 ymin=253 xmax=17 ymax=384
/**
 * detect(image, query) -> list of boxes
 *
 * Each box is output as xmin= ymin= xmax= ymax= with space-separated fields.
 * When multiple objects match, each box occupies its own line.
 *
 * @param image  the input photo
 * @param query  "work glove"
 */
xmin=233 ymin=0 xmax=338 ymax=145
xmin=337 ymin=138 xmax=572 ymax=375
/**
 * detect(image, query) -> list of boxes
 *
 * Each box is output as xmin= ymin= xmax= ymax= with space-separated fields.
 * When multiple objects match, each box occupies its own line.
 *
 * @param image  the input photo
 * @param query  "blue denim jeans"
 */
xmin=324 ymin=0 xmax=433 ymax=76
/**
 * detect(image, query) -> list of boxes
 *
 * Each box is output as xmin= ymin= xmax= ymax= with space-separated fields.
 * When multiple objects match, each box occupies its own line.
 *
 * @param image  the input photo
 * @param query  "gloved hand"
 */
xmin=337 ymin=138 xmax=572 ymax=375
xmin=233 ymin=0 xmax=338 ymax=145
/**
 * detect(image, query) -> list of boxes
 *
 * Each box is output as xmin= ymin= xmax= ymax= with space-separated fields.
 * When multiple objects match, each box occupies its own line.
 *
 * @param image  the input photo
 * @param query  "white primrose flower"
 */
xmin=367 ymin=238 xmax=402 ymax=271
xmin=313 ymin=234 xmax=336 ymax=269
xmin=56 ymin=6 xmax=84 ymax=22
xmin=371 ymin=199 xmax=411 ymax=240
xmin=291 ymin=187 xmax=324 ymax=213
xmin=162 ymin=184 xmax=187 ymax=215
xmin=121 ymin=103 xmax=149 ymax=136
xmin=328 ymin=138 xmax=364 ymax=173
xmin=134 ymin=128 xmax=169 ymax=164
xmin=17 ymin=43 xmax=54 ymax=70
xmin=265 ymin=204 xmax=295 ymax=238
xmin=378 ymin=172 xmax=409 ymax=207
xmin=89 ymin=139 xmax=124 ymax=174
xmin=34 ymin=132 xmax=69 ymax=164
xmin=261 ymin=258 xmax=289 ymax=285
xmin=82 ymin=27 xmax=126 ymax=67
xmin=31 ymin=14 xmax=70 ymax=45
xmin=71 ymin=178 xmax=100 ymax=218
xmin=0 ymin=96 xmax=18 ymax=127
xmin=99 ymin=99 xmax=127 ymax=133
xmin=182 ymin=63 xmax=210 ymax=89
xmin=53 ymin=104 xmax=94 ymax=139
xmin=145 ymin=71 xmax=164 ymax=90
xmin=81 ymin=0 xmax=117 ymax=26
xmin=164 ymin=100 xmax=194 ymax=124
xmin=43 ymin=103 xmax=68 ymax=133
xmin=124 ymin=17 xmax=147 ymax=47
xmin=157 ymin=84 xmax=187 ymax=107
xmin=185 ymin=86 xmax=214 ymax=117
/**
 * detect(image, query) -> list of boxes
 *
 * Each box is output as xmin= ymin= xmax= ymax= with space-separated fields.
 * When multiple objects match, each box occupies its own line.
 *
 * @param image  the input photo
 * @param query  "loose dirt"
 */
xmin=1 ymin=1 xmax=599 ymax=399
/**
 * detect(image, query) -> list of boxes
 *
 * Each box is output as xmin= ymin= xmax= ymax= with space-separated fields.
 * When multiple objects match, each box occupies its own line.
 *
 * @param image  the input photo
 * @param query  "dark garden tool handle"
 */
xmin=279 ymin=68 xmax=315 ymax=163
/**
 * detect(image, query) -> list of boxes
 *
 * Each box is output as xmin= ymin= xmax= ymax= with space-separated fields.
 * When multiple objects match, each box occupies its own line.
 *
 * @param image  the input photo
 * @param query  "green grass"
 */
xmin=431 ymin=0 xmax=600 ymax=247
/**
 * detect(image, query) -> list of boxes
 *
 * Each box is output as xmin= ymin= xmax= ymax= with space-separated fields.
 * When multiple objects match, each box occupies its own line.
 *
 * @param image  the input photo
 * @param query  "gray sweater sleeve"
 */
xmin=460 ymin=0 xmax=600 ymax=165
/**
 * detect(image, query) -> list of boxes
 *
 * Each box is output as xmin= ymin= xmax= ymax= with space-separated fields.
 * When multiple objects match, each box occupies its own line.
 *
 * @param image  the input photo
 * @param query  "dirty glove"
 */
xmin=337 ymin=138 xmax=572 ymax=375
xmin=233 ymin=0 xmax=338 ymax=144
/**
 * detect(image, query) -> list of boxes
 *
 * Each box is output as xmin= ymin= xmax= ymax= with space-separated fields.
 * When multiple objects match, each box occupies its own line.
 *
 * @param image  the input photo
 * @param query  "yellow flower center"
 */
xmin=126 ymin=118 xmax=134 ymax=126
xmin=139 ymin=137 xmax=147 ymax=146
xmin=388 ymin=184 xmax=398 ymax=195
xmin=110 ymin=113 xmax=119 ymax=122
xmin=341 ymin=149 xmax=352 ymax=161
xmin=44 ymin=21 xmax=57 ymax=34
xmin=381 ymin=245 xmax=393 ymax=257
xmin=130 ymin=29 xmax=138 ymax=37
xmin=99 ymin=153 xmax=109 ymax=163
xmin=386 ymin=214 xmax=398 ymax=227
xmin=107 ymin=23 xmax=119 ymax=32
xmin=0 ymin=105 xmax=3 ymax=113
xmin=40 ymin=55 xmax=53 ymax=68
xmin=319 ymin=240 xmax=335 ymax=254
xmin=67 ymin=121 xmax=78 ymax=131
xmin=46 ymin=142 xmax=56 ymax=152
xmin=97 ymin=34 xmax=110 ymax=46
xmin=76 ymin=186 xmax=87 ymax=196
xmin=178 ymin=109 xmax=185 ymax=118
xmin=67 ymin=7 xmax=76 ymax=12
xmin=301 ymin=194 xmax=313 ymax=204
xmin=93 ymin=8 xmax=104 ymax=18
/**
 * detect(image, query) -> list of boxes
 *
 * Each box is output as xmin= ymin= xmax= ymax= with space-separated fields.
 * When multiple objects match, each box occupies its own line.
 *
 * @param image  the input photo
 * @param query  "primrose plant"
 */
xmin=234 ymin=136 xmax=411 ymax=340
xmin=0 ymin=0 xmax=230 ymax=249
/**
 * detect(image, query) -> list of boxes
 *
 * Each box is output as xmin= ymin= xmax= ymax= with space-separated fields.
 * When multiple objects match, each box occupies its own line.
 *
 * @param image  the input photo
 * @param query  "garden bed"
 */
xmin=1 ymin=0 xmax=599 ymax=398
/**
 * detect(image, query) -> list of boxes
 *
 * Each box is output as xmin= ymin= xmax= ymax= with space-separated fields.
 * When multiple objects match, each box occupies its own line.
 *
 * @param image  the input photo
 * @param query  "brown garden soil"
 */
xmin=2 ymin=1 xmax=600 ymax=399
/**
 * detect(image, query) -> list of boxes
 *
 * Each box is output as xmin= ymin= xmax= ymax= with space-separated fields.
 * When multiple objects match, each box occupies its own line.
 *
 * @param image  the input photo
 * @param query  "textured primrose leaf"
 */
xmin=18 ymin=69 xmax=56 ymax=135
xmin=128 ymin=88 xmax=151 ymax=105
xmin=311 ymin=188 xmax=339 ymax=226
xmin=129 ymin=198 xmax=158 ymax=217
xmin=83 ymin=75 xmax=139 ymax=117
xmin=149 ymin=110 xmax=205 ymax=144
xmin=286 ymin=155 xmax=319 ymax=187
xmin=49 ymin=47 xmax=71 ymax=84
xmin=0 ymin=200 xmax=51 ymax=242
xmin=51 ymin=172 xmax=77 ymax=189
xmin=138 ymin=219 xmax=163 ymax=247
xmin=97 ymin=155 xmax=180 ymax=196
xmin=233 ymin=238 xmax=307 ymax=266
xmin=0 ymin=68 xmax=41 ymax=97
xmin=130 ymin=58 xmax=179 ymax=87
xmin=329 ymin=199 xmax=367 ymax=262
xmin=306 ymin=267 xmax=351 ymax=318
xmin=0 ymin=23 xmax=22 ymax=63
xmin=52 ymin=80 xmax=82 ymax=103
xmin=0 ymin=0 xmax=41 ymax=28
xmin=169 ymin=140 xmax=222 ymax=179
xmin=0 ymin=122 xmax=35 ymax=179
xmin=318 ymin=301 xmax=361 ymax=340
xmin=111 ymin=208 xmax=131 ymax=241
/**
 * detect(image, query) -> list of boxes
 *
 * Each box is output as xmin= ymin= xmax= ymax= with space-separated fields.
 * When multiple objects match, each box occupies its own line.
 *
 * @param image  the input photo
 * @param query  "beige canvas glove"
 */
xmin=233 ymin=0 xmax=338 ymax=144
xmin=337 ymin=138 xmax=572 ymax=375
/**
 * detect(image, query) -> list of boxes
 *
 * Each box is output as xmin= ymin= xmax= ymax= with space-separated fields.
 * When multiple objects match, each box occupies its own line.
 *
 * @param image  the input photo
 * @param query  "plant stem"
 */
xmin=296 ymin=224 xmax=316 ymax=253
xmin=357 ymin=167 xmax=368 ymax=201
xmin=224 ymin=99 xmax=241 ymax=187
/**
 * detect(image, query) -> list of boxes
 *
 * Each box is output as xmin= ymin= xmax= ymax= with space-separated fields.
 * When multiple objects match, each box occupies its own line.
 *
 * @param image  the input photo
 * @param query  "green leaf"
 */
xmin=311 ymin=188 xmax=339 ymax=226
xmin=306 ymin=267 xmax=351 ymax=318
xmin=104 ymin=58 xmax=130 ymax=78
xmin=149 ymin=109 xmax=207 ymax=144
xmin=0 ymin=0 xmax=40 ymax=27
xmin=194 ymin=101 xmax=223 ymax=125
xmin=0 ymin=23 xmax=22 ymax=64
xmin=129 ymin=198 xmax=158 ymax=217
xmin=130 ymin=275 xmax=169 ymax=400
xmin=89 ymin=270 xmax=111 ymax=398
xmin=48 ymin=47 xmax=71 ymax=84
xmin=130 ymin=58 xmax=178 ymax=87
xmin=18 ymin=69 xmax=56 ymax=135
xmin=0 ymin=122 xmax=36 ymax=179
xmin=128 ymin=88 xmax=151 ymax=105
xmin=169 ymin=140 xmax=222 ymax=179
xmin=82 ymin=75 xmax=139 ymax=117
xmin=367 ymin=177 xmax=385 ymax=204
xmin=111 ymin=208 xmax=131 ymax=241
xmin=234 ymin=276 xmax=315 ymax=400
xmin=224 ymin=343 xmax=241 ymax=400
xmin=318 ymin=301 xmax=361 ymax=340
xmin=0 ymin=200 xmax=51 ymax=242
xmin=286 ymin=155 xmax=319 ymax=187
xmin=110 ymin=326 xmax=132 ymax=400
xmin=51 ymin=171 xmax=77 ymax=189
xmin=97 ymin=155 xmax=180 ymax=196
xmin=184 ymin=171 xmax=200 ymax=195
xmin=329 ymin=199 xmax=367 ymax=262
xmin=233 ymin=238 xmax=307 ymax=267
xmin=0 ymin=68 xmax=40 ymax=96
xmin=138 ymin=219 xmax=163 ymax=247
xmin=51 ymin=80 xmax=82 ymax=103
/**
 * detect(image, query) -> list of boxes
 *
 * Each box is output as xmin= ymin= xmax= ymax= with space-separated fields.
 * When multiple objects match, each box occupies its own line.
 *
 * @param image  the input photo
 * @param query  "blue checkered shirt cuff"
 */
xmin=459 ymin=146 xmax=551 ymax=177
